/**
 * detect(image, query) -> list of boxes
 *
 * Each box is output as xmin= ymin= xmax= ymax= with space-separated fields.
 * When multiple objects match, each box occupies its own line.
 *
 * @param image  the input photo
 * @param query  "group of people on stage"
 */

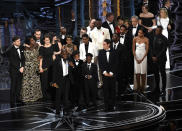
xmin=1 ymin=0 xmax=172 ymax=113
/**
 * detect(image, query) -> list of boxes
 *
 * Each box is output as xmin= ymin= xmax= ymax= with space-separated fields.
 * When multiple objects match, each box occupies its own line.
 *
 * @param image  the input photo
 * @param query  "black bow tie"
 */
xmin=133 ymin=27 xmax=136 ymax=28
xmin=120 ymin=35 xmax=124 ymax=38
xmin=106 ymin=50 xmax=110 ymax=52
xmin=16 ymin=48 xmax=20 ymax=50
xmin=75 ymin=60 xmax=79 ymax=62
xmin=63 ymin=59 xmax=67 ymax=63
xmin=109 ymin=22 xmax=113 ymax=25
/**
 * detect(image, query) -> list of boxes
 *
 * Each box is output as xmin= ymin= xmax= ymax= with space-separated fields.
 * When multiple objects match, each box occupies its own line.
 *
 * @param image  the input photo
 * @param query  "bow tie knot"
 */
xmin=120 ymin=35 xmax=124 ymax=38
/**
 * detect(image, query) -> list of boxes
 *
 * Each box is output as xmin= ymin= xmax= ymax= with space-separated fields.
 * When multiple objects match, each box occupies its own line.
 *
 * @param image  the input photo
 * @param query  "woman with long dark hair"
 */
xmin=132 ymin=28 xmax=149 ymax=93
xmin=21 ymin=36 xmax=43 ymax=102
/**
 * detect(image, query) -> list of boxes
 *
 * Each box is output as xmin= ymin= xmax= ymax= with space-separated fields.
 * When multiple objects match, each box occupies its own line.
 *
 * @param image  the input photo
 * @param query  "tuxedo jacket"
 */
xmin=70 ymin=59 xmax=84 ymax=83
xmin=5 ymin=45 xmax=25 ymax=73
xmin=150 ymin=34 xmax=168 ymax=62
xmin=79 ymin=42 xmax=97 ymax=62
xmin=98 ymin=49 xmax=117 ymax=77
xmin=119 ymin=32 xmax=133 ymax=54
xmin=52 ymin=56 xmax=73 ymax=85
xmin=128 ymin=25 xmax=145 ymax=39
xmin=102 ymin=21 xmax=115 ymax=39
xmin=59 ymin=35 xmax=66 ymax=45
xmin=82 ymin=62 xmax=98 ymax=82
xmin=110 ymin=42 xmax=129 ymax=77
xmin=90 ymin=27 xmax=110 ymax=50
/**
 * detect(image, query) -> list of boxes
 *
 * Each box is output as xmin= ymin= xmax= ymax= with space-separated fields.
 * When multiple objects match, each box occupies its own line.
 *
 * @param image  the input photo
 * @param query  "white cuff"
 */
xmin=109 ymin=72 xmax=113 ymax=76
xmin=152 ymin=26 xmax=157 ymax=29
xmin=103 ymin=71 xmax=107 ymax=75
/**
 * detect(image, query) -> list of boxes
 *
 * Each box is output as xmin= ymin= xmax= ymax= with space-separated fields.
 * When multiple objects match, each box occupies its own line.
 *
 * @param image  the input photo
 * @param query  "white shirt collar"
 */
xmin=113 ymin=42 xmax=119 ymax=45
xmin=14 ymin=45 xmax=19 ymax=49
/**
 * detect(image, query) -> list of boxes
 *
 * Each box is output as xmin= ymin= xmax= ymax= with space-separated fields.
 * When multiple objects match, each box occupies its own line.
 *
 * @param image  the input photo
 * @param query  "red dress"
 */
xmin=115 ymin=26 xmax=121 ymax=34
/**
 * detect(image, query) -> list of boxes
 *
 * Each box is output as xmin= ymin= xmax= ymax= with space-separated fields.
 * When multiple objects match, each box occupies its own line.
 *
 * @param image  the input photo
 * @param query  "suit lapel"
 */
xmin=88 ymin=42 xmax=91 ymax=54
xmin=83 ymin=44 xmax=86 ymax=56
xmin=13 ymin=46 xmax=21 ymax=60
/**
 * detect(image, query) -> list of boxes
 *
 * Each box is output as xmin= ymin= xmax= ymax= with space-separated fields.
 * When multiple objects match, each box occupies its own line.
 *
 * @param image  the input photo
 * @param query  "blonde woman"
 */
xmin=157 ymin=8 xmax=170 ymax=39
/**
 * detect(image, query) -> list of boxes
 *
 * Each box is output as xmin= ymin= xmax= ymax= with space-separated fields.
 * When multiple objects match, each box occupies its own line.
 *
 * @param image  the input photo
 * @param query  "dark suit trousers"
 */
xmin=102 ymin=76 xmax=116 ymax=109
xmin=71 ymin=79 xmax=83 ymax=106
xmin=153 ymin=61 xmax=166 ymax=92
xmin=117 ymin=75 xmax=128 ymax=96
xmin=84 ymin=79 xmax=97 ymax=105
xmin=10 ymin=70 xmax=23 ymax=103
xmin=56 ymin=76 xmax=70 ymax=112
xmin=40 ymin=70 xmax=49 ymax=99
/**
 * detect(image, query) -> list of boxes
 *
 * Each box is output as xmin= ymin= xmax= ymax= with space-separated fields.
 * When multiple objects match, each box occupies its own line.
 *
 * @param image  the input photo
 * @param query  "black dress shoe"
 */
xmin=56 ymin=109 xmax=60 ymax=115
xmin=160 ymin=91 xmax=166 ymax=96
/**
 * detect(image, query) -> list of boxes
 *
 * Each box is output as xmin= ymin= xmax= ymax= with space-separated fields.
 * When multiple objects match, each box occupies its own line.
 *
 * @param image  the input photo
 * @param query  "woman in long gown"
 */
xmin=132 ymin=29 xmax=149 ymax=92
xmin=39 ymin=34 xmax=55 ymax=101
xmin=21 ymin=36 xmax=43 ymax=103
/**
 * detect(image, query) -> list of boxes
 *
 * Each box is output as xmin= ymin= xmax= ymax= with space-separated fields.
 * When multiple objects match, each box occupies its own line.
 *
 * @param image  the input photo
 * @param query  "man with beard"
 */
xmin=90 ymin=18 xmax=110 ymax=88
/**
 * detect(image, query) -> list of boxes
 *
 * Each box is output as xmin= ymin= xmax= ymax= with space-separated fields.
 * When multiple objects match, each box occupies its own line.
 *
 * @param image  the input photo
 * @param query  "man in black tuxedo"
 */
xmin=82 ymin=53 xmax=98 ymax=107
xmin=52 ymin=50 xmax=73 ymax=114
xmin=120 ymin=25 xmax=133 ymax=84
xmin=163 ymin=0 xmax=172 ymax=20
xmin=98 ymin=39 xmax=117 ymax=111
xmin=69 ymin=51 xmax=84 ymax=107
xmin=2 ymin=36 xmax=25 ymax=105
xmin=150 ymin=26 xmax=168 ymax=96
xmin=111 ymin=33 xmax=129 ymax=98
xmin=129 ymin=16 xmax=145 ymax=38
xmin=102 ymin=12 xmax=115 ymax=39
xmin=33 ymin=29 xmax=43 ymax=45
xmin=73 ymin=27 xmax=87 ymax=48
xmin=59 ymin=27 xmax=67 ymax=45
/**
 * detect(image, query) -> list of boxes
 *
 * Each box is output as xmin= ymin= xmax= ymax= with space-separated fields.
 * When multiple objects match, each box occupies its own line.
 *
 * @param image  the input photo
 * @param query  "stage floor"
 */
xmin=0 ymin=101 xmax=165 ymax=131
xmin=0 ymin=69 xmax=182 ymax=130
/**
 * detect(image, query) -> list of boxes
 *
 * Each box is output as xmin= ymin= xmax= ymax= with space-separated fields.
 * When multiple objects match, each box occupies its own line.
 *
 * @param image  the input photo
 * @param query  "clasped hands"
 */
xmin=103 ymin=72 xmax=113 ymax=77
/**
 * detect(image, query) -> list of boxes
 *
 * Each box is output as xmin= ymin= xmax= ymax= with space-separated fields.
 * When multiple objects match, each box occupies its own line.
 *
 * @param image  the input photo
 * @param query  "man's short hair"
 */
xmin=12 ymin=36 xmax=20 ymax=42
xmin=106 ymin=12 xmax=114 ymax=18
xmin=66 ymin=35 xmax=73 ymax=40
xmin=157 ymin=25 xmax=163 ymax=30
xmin=34 ymin=29 xmax=41 ymax=34
xmin=82 ymin=34 xmax=89 ymax=38
xmin=104 ymin=39 xmax=111 ymax=45
xmin=120 ymin=24 xmax=127 ymax=29
xmin=131 ymin=15 xmax=139 ymax=21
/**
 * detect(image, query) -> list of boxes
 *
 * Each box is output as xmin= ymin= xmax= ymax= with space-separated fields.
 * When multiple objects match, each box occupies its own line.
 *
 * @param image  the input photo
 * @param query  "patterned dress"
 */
xmin=21 ymin=47 xmax=43 ymax=102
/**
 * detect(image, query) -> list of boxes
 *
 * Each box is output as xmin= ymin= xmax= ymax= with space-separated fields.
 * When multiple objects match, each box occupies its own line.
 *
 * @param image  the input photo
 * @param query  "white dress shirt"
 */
xmin=113 ymin=42 xmax=119 ymax=50
xmin=107 ymin=20 xmax=115 ymax=34
xmin=61 ymin=58 xmax=68 ymax=76
xmin=87 ymin=63 xmax=91 ymax=70
xmin=132 ymin=24 xmax=138 ymax=36
xmin=120 ymin=34 xmax=125 ymax=45
xmin=75 ymin=60 xmax=79 ymax=66
xmin=14 ymin=45 xmax=21 ymax=58
xmin=87 ymin=26 xmax=95 ymax=37
xmin=103 ymin=49 xmax=113 ymax=76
